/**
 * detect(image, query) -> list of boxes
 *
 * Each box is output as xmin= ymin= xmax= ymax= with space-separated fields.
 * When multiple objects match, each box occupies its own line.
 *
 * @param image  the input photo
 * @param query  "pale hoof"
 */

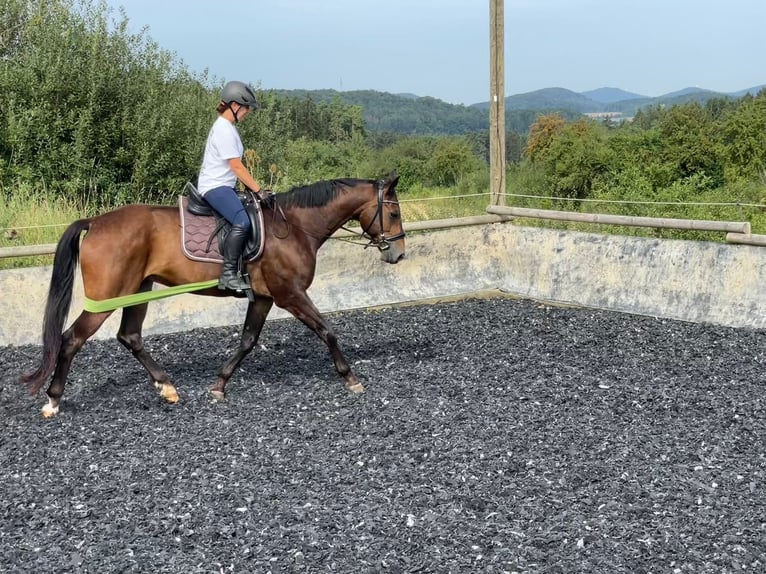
xmin=209 ymin=389 xmax=225 ymax=402
xmin=347 ymin=382 xmax=365 ymax=394
xmin=41 ymin=400 xmax=59 ymax=418
xmin=155 ymin=381 xmax=179 ymax=403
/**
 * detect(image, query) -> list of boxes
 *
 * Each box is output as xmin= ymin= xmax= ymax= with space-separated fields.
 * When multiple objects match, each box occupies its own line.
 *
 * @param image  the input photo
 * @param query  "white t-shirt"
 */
xmin=198 ymin=116 xmax=244 ymax=195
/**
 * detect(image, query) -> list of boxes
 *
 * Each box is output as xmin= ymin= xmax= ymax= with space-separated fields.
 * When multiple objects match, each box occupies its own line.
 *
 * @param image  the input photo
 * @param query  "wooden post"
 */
xmin=489 ymin=0 xmax=506 ymax=206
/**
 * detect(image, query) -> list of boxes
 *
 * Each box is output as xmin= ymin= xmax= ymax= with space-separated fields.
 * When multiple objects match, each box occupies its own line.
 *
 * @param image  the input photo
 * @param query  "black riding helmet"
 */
xmin=220 ymin=81 xmax=258 ymax=109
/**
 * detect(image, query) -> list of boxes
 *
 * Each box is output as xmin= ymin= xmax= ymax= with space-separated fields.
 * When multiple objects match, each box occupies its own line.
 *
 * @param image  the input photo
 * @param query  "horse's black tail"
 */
xmin=20 ymin=218 xmax=91 ymax=394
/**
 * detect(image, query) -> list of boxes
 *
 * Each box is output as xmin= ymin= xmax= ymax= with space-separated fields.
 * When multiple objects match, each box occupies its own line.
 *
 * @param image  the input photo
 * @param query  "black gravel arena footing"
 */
xmin=1 ymin=297 xmax=765 ymax=573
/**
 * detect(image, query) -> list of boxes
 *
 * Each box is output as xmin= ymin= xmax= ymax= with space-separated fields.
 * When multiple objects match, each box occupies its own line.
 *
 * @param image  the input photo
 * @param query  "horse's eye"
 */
xmin=389 ymin=211 xmax=400 ymax=220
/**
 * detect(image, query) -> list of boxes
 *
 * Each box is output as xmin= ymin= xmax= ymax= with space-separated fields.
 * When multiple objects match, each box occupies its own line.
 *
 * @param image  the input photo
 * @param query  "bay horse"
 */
xmin=21 ymin=174 xmax=405 ymax=417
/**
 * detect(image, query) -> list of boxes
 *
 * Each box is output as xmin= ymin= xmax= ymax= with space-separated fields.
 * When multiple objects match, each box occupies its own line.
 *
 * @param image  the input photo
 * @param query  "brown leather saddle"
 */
xmin=178 ymin=182 xmax=265 ymax=263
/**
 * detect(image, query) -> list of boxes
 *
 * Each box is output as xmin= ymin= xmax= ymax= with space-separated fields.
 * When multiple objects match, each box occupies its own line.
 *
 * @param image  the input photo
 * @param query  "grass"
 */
xmin=399 ymin=183 xmax=490 ymax=221
xmin=0 ymin=184 xmax=90 ymax=270
xmin=501 ymin=169 xmax=766 ymax=240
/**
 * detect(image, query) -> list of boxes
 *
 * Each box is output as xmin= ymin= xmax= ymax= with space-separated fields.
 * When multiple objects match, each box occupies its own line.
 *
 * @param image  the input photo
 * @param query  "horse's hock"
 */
xmin=1 ymin=223 xmax=764 ymax=346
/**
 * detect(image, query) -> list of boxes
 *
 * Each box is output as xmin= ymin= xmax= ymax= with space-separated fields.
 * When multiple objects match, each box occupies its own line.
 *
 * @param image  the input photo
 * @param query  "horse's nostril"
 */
xmin=388 ymin=251 xmax=405 ymax=263
xmin=381 ymin=249 xmax=404 ymax=264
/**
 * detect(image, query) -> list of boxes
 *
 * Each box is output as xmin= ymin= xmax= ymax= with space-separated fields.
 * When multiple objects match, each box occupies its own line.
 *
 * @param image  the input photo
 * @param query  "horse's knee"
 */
xmin=323 ymin=330 xmax=338 ymax=347
xmin=60 ymin=329 xmax=79 ymax=355
xmin=117 ymin=331 xmax=142 ymax=353
xmin=239 ymin=333 xmax=258 ymax=352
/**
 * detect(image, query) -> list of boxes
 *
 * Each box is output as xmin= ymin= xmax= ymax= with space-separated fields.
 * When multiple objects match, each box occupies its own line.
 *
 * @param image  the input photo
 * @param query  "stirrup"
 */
xmin=218 ymin=274 xmax=250 ymax=292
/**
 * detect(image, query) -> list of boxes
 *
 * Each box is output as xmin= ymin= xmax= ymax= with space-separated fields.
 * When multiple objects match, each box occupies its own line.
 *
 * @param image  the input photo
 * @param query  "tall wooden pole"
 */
xmin=489 ymin=0 xmax=506 ymax=206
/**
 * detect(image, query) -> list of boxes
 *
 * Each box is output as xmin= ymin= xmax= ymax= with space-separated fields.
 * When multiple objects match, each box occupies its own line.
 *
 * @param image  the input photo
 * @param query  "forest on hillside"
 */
xmin=1 ymin=0 xmax=765 ymax=237
xmin=271 ymin=89 xmax=583 ymax=135
xmin=277 ymin=85 xmax=766 ymax=135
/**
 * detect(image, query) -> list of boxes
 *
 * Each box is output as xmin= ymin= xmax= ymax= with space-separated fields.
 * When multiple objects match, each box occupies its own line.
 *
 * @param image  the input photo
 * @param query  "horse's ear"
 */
xmin=386 ymin=172 xmax=400 ymax=193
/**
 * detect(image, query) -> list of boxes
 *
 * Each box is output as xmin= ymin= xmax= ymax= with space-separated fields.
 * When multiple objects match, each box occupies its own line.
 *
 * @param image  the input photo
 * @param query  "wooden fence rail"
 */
xmin=2 ymin=206 xmax=765 ymax=261
xmin=486 ymin=205 xmax=765 ymax=246
xmin=486 ymin=205 xmax=751 ymax=234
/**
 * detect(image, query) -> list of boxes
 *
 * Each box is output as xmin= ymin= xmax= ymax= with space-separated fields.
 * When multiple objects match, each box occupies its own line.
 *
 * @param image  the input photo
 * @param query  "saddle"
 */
xmin=179 ymin=182 xmax=265 ymax=263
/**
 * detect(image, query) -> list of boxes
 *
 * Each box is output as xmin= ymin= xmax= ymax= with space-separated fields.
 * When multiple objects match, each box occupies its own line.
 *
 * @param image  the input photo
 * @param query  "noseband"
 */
xmin=360 ymin=180 xmax=406 ymax=251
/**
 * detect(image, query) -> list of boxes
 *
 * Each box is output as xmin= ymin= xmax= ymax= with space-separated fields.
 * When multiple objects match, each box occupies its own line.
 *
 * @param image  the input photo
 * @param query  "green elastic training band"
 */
xmin=83 ymin=279 xmax=220 ymax=313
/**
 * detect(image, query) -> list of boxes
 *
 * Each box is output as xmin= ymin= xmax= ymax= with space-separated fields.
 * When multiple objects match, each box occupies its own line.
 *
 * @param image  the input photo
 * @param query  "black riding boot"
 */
xmin=219 ymin=224 xmax=250 ymax=291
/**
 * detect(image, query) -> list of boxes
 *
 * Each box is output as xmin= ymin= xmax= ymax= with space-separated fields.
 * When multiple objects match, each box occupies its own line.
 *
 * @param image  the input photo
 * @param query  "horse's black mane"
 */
xmin=272 ymin=178 xmax=374 ymax=209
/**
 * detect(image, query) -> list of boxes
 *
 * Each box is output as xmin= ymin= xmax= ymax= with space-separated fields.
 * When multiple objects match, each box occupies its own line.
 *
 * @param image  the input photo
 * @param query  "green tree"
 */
xmin=720 ymin=91 xmax=766 ymax=181
xmin=656 ymin=102 xmax=722 ymax=187
xmin=524 ymin=113 xmax=567 ymax=162
xmin=367 ymin=136 xmax=438 ymax=192
xmin=425 ymin=138 xmax=482 ymax=186
xmin=521 ymin=116 xmax=612 ymax=202
xmin=0 ymin=0 xmax=213 ymax=205
xmin=506 ymin=131 xmax=526 ymax=164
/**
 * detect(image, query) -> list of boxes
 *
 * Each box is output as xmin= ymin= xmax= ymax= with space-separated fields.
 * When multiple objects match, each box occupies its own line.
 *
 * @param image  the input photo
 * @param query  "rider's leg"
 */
xmin=202 ymin=186 xmax=252 ymax=291
xmin=219 ymin=223 xmax=250 ymax=291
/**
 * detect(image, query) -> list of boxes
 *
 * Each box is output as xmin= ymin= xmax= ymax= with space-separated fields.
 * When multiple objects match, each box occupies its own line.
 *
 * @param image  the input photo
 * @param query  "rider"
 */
xmin=197 ymin=80 xmax=264 ymax=292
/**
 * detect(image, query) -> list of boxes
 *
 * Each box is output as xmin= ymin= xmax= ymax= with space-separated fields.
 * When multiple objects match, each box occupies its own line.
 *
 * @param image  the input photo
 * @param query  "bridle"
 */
xmin=269 ymin=179 xmax=406 ymax=250
xmin=356 ymin=179 xmax=406 ymax=251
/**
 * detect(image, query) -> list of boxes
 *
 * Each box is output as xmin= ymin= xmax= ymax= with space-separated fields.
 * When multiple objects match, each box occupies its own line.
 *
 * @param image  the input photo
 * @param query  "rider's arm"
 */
xmin=228 ymin=157 xmax=262 ymax=193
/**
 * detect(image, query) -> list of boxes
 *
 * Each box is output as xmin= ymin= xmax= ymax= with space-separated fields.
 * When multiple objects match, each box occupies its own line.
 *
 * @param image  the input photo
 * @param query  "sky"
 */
xmin=105 ymin=0 xmax=766 ymax=106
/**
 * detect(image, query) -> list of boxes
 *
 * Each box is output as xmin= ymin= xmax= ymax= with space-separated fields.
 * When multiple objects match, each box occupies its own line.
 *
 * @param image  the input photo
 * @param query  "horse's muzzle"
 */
xmin=380 ymin=245 xmax=405 ymax=264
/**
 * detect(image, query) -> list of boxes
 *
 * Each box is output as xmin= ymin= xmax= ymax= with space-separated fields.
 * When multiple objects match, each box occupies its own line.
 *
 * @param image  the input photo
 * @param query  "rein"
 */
xmin=271 ymin=180 xmax=405 ymax=252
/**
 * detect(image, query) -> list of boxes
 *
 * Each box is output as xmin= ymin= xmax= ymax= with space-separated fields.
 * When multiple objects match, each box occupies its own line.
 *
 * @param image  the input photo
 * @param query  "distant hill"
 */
xmin=269 ymin=89 xmax=488 ymax=135
xmin=482 ymin=84 xmax=766 ymax=118
xmin=472 ymin=87 xmax=599 ymax=114
xmin=268 ymin=84 xmax=765 ymax=136
xmin=725 ymin=84 xmax=766 ymax=98
xmin=661 ymin=87 xmax=715 ymax=99
xmin=581 ymin=87 xmax=647 ymax=104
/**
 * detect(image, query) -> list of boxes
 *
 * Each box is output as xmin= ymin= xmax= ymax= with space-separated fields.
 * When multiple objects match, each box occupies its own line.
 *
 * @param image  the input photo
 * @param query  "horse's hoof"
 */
xmin=41 ymin=401 xmax=59 ymax=418
xmin=210 ymin=389 xmax=226 ymax=402
xmin=155 ymin=382 xmax=179 ymax=404
xmin=347 ymin=382 xmax=365 ymax=394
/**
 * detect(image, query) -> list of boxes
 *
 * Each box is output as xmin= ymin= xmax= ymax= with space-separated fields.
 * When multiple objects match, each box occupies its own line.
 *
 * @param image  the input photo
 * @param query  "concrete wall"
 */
xmin=1 ymin=223 xmax=763 ymax=347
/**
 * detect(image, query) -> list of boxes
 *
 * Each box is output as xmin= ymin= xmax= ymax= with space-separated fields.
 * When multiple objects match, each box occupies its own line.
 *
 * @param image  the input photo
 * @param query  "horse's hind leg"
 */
xmin=43 ymin=310 xmax=113 ymax=418
xmin=117 ymin=296 xmax=179 ymax=404
xmin=210 ymin=296 xmax=273 ymax=400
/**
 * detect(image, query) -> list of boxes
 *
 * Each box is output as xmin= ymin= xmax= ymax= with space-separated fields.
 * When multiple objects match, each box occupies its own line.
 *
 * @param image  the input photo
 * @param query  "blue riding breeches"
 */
xmin=203 ymin=186 xmax=251 ymax=229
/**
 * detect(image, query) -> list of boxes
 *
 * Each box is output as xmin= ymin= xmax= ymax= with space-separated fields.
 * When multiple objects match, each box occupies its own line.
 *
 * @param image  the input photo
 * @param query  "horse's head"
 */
xmin=359 ymin=174 xmax=405 ymax=263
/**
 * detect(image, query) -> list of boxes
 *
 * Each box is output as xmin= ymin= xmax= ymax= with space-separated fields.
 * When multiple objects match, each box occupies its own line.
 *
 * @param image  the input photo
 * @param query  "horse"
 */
xmin=20 ymin=174 xmax=405 ymax=417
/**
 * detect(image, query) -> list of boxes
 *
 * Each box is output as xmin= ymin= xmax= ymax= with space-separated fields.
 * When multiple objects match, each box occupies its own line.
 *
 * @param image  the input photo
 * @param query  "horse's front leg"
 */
xmin=280 ymin=292 xmax=364 ymax=394
xmin=210 ymin=296 xmax=274 ymax=400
